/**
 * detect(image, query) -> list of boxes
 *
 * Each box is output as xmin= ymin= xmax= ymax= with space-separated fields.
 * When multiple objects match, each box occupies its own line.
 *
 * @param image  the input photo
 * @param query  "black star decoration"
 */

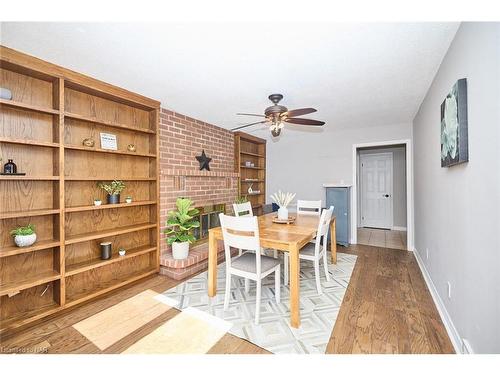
xmin=195 ymin=150 xmax=212 ymax=171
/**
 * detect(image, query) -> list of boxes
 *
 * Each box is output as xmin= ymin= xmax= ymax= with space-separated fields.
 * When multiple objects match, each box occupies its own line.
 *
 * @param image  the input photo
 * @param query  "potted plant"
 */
xmin=270 ymin=190 xmax=296 ymax=220
xmin=125 ymin=196 xmax=132 ymax=204
xmin=97 ymin=180 xmax=125 ymax=204
xmin=10 ymin=224 xmax=37 ymax=247
xmin=164 ymin=198 xmax=200 ymax=260
xmin=93 ymin=198 xmax=102 ymax=206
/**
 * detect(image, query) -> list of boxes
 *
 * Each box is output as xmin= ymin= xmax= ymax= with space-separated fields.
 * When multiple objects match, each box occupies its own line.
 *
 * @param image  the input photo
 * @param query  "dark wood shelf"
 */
xmin=65 ymin=223 xmax=157 ymax=245
xmin=65 ymin=200 xmax=156 ymax=213
xmin=240 ymin=151 xmax=265 ymax=158
xmin=240 ymin=165 xmax=265 ymax=170
xmin=241 ymin=179 xmax=265 ymax=183
xmin=0 ymin=239 xmax=61 ymax=258
xmin=0 ymin=270 xmax=60 ymax=297
xmin=65 ymin=245 xmax=156 ymax=276
xmin=65 ymin=268 xmax=157 ymax=307
xmin=64 ymin=144 xmax=156 ymax=158
xmin=0 ymin=137 xmax=59 ymax=148
xmin=0 ymin=208 xmax=60 ymax=219
xmin=65 ymin=111 xmax=155 ymax=135
xmin=0 ymin=98 xmax=59 ymax=115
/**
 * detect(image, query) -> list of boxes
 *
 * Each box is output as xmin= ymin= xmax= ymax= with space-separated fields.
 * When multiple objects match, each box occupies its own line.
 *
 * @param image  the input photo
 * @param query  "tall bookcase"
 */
xmin=0 ymin=46 xmax=160 ymax=335
xmin=234 ymin=131 xmax=267 ymax=216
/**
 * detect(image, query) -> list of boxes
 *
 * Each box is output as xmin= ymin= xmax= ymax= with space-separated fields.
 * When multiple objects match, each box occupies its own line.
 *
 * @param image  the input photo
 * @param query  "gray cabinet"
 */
xmin=325 ymin=186 xmax=350 ymax=246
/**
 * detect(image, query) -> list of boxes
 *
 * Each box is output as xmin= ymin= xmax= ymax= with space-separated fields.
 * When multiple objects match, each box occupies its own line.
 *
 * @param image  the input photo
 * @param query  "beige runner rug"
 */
xmin=122 ymin=307 xmax=232 ymax=354
xmin=73 ymin=289 xmax=175 ymax=350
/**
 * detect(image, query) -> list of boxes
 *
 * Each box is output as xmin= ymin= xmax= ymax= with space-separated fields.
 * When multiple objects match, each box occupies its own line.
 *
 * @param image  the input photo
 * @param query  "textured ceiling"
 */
xmin=1 ymin=22 xmax=459 ymax=131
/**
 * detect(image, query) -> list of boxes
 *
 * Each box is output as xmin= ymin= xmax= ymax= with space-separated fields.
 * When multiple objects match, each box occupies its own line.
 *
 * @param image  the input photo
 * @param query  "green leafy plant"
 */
xmin=234 ymin=196 xmax=248 ymax=204
xmin=10 ymin=224 xmax=36 ymax=237
xmin=164 ymin=198 xmax=200 ymax=245
xmin=97 ymin=180 xmax=126 ymax=195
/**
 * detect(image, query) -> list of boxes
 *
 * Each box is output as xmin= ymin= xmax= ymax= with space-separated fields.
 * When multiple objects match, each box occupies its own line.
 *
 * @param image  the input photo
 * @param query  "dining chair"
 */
xmin=219 ymin=213 xmax=281 ymax=324
xmin=233 ymin=202 xmax=278 ymax=259
xmin=233 ymin=201 xmax=253 ymax=217
xmin=296 ymin=199 xmax=322 ymax=216
xmin=284 ymin=206 xmax=333 ymax=294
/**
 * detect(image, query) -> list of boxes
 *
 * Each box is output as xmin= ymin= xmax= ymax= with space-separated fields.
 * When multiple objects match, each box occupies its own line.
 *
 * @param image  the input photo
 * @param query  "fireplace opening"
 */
xmin=192 ymin=203 xmax=226 ymax=244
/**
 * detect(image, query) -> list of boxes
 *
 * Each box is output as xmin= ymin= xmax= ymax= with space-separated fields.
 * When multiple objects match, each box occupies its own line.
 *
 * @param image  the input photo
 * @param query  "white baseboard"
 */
xmin=392 ymin=226 xmax=407 ymax=231
xmin=413 ymin=248 xmax=463 ymax=354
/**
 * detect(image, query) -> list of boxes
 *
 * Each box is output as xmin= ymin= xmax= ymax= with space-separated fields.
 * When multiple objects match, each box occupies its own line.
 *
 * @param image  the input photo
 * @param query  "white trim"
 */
xmin=351 ymin=139 xmax=414 ymax=251
xmin=413 ymin=248 xmax=462 ymax=354
xmin=392 ymin=226 xmax=407 ymax=231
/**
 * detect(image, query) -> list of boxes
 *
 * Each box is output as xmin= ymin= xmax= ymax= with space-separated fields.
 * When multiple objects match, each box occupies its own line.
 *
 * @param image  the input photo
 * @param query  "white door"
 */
xmin=360 ymin=153 xmax=393 ymax=229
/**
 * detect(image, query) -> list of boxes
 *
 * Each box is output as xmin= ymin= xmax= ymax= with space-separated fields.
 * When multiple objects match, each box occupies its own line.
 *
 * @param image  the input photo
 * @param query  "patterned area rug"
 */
xmin=163 ymin=252 xmax=357 ymax=354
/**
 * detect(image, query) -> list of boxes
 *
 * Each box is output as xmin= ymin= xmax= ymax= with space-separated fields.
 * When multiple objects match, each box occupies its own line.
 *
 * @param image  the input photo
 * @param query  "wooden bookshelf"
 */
xmin=0 ymin=45 xmax=160 ymax=335
xmin=234 ymin=131 xmax=267 ymax=216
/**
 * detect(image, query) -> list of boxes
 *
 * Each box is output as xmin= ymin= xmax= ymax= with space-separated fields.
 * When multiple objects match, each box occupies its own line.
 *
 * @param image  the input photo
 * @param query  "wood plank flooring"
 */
xmin=0 ymin=244 xmax=454 ymax=354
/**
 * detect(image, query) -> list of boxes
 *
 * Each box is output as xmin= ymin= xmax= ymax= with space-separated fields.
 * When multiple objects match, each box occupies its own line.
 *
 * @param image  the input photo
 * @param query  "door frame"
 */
xmin=359 ymin=151 xmax=394 ymax=229
xmin=351 ymin=139 xmax=413 ymax=251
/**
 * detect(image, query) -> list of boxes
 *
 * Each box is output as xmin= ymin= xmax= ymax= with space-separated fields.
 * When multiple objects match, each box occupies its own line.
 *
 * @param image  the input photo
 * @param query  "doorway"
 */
xmin=351 ymin=140 xmax=413 ymax=251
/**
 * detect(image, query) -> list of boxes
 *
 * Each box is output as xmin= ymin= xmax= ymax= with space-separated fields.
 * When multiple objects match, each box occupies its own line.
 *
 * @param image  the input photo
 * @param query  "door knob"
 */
xmin=383 ymin=194 xmax=389 ymax=197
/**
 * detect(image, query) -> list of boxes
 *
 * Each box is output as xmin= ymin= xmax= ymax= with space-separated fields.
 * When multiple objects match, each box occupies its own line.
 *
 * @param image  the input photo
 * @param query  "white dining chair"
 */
xmin=296 ymin=199 xmax=322 ymax=216
xmin=219 ymin=213 xmax=281 ymax=324
xmin=284 ymin=206 xmax=333 ymax=294
xmin=233 ymin=201 xmax=253 ymax=217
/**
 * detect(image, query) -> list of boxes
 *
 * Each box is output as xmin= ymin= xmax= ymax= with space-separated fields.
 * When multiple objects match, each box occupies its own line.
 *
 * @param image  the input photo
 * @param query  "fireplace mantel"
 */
xmin=161 ymin=168 xmax=239 ymax=178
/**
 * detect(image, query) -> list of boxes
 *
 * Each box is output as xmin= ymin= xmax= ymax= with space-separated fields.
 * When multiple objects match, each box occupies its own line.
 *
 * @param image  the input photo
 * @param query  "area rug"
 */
xmin=123 ymin=307 xmax=232 ymax=354
xmin=162 ymin=252 xmax=357 ymax=354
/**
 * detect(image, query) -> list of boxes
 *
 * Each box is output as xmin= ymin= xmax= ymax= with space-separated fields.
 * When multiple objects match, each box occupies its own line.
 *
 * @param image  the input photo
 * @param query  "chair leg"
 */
xmin=255 ymin=279 xmax=262 ymax=324
xmin=275 ymin=266 xmax=281 ymax=304
xmin=245 ymin=278 xmax=250 ymax=293
xmin=224 ymin=272 xmax=231 ymax=310
xmin=273 ymin=249 xmax=278 ymax=258
xmin=323 ymin=250 xmax=331 ymax=281
xmin=314 ymin=259 xmax=322 ymax=294
xmin=284 ymin=254 xmax=289 ymax=285
xmin=238 ymin=248 xmax=242 ymax=256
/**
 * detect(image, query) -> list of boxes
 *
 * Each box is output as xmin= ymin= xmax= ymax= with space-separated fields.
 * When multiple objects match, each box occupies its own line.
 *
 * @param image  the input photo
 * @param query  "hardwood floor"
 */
xmin=0 ymin=245 xmax=454 ymax=354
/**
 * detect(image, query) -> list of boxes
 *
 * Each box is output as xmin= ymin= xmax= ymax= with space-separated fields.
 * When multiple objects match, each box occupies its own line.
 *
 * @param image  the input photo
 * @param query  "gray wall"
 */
xmin=413 ymin=22 xmax=500 ymax=353
xmin=357 ymin=146 xmax=407 ymax=228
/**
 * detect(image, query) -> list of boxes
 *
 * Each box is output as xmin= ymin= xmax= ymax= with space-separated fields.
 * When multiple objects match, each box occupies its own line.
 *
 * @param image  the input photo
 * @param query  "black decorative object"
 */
xmin=3 ymin=159 xmax=17 ymax=174
xmin=100 ymin=242 xmax=112 ymax=260
xmin=107 ymin=194 xmax=120 ymax=204
xmin=195 ymin=150 xmax=212 ymax=171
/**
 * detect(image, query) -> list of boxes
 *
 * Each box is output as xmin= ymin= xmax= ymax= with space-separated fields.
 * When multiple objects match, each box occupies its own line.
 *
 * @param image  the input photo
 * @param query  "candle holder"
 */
xmin=100 ymin=242 xmax=112 ymax=260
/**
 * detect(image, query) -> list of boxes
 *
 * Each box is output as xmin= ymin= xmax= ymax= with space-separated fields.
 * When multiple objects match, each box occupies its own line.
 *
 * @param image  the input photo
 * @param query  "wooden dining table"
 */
xmin=207 ymin=212 xmax=337 ymax=328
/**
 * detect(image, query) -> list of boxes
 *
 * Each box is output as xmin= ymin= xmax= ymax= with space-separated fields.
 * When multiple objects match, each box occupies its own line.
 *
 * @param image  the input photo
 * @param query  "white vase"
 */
xmin=277 ymin=207 xmax=289 ymax=220
xmin=172 ymin=241 xmax=190 ymax=260
xmin=14 ymin=233 xmax=37 ymax=247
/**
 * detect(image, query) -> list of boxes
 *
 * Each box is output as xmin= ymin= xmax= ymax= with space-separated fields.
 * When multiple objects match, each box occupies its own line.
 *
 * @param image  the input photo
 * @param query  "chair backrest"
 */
xmin=219 ymin=213 xmax=261 ymax=271
xmin=296 ymin=200 xmax=322 ymax=216
xmin=232 ymin=201 xmax=253 ymax=217
xmin=313 ymin=206 xmax=334 ymax=256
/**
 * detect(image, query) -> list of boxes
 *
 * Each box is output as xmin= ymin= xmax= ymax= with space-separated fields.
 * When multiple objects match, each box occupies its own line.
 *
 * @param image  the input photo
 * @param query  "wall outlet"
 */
xmin=447 ymin=282 xmax=452 ymax=299
xmin=426 ymin=248 xmax=429 ymax=260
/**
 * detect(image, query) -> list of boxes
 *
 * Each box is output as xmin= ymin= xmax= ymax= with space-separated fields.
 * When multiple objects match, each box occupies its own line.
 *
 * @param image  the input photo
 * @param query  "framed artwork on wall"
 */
xmin=441 ymin=78 xmax=468 ymax=167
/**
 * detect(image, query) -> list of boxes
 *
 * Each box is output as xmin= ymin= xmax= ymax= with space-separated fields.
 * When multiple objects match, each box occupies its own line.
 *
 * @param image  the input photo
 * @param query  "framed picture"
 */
xmin=100 ymin=133 xmax=118 ymax=150
xmin=441 ymin=78 xmax=468 ymax=167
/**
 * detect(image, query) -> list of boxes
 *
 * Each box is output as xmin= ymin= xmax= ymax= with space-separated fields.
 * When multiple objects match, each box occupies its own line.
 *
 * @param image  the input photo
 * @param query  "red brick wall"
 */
xmin=159 ymin=108 xmax=239 ymax=262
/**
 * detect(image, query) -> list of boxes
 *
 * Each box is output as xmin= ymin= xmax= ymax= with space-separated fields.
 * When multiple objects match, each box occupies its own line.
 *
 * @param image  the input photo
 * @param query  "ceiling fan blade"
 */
xmin=231 ymin=120 xmax=268 ymax=131
xmin=284 ymin=117 xmax=325 ymax=126
xmin=236 ymin=113 xmax=266 ymax=117
xmin=282 ymin=108 xmax=317 ymax=118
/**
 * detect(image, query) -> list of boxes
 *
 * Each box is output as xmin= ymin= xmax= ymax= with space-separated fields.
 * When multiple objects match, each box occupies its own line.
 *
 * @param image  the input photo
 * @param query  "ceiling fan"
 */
xmin=232 ymin=94 xmax=325 ymax=137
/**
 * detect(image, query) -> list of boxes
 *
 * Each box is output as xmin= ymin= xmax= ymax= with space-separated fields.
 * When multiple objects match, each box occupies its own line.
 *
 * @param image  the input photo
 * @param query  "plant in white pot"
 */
xmin=164 ymin=198 xmax=200 ymax=260
xmin=270 ymin=190 xmax=296 ymax=220
xmin=10 ymin=224 xmax=37 ymax=247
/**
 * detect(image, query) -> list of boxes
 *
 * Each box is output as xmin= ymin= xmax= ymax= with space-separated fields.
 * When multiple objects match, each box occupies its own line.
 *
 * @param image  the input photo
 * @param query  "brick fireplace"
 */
xmin=159 ymin=108 xmax=239 ymax=279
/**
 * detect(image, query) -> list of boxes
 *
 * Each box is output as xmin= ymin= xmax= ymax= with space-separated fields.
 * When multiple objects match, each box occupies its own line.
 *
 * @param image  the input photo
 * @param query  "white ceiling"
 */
xmin=1 ymin=22 xmax=459 ymax=131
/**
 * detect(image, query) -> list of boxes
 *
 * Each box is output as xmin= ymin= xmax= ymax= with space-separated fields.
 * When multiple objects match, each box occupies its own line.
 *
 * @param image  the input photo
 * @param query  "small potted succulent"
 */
xmin=118 ymin=248 xmax=126 ymax=256
xmin=97 ymin=180 xmax=125 ymax=204
xmin=93 ymin=198 xmax=102 ymax=206
xmin=164 ymin=198 xmax=200 ymax=260
xmin=125 ymin=196 xmax=132 ymax=204
xmin=270 ymin=190 xmax=296 ymax=220
xmin=10 ymin=224 xmax=37 ymax=247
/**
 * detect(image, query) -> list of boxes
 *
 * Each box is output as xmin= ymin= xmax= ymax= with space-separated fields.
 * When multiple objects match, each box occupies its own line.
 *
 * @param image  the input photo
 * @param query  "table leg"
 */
xmin=208 ymin=231 xmax=218 ymax=297
xmin=331 ymin=217 xmax=337 ymax=264
xmin=289 ymin=244 xmax=300 ymax=328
